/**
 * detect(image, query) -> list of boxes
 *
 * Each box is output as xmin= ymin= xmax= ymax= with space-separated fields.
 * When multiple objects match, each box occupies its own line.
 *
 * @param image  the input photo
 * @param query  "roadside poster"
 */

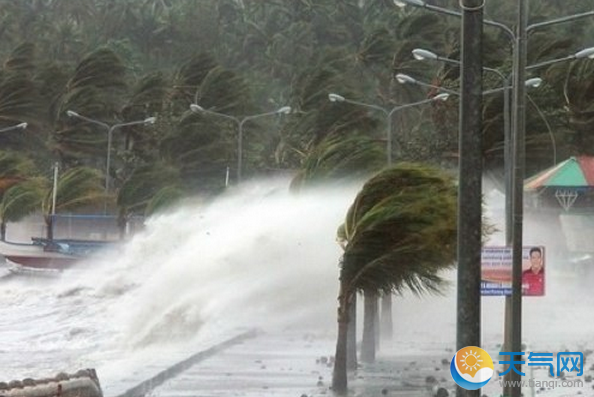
xmin=481 ymin=246 xmax=545 ymax=296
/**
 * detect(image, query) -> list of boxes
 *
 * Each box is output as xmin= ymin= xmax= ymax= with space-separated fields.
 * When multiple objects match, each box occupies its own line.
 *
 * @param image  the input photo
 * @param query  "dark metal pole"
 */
xmin=457 ymin=0 xmax=483 ymax=396
xmin=502 ymin=75 xmax=514 ymax=397
xmin=510 ymin=0 xmax=528 ymax=396
xmin=106 ymin=126 xmax=114 ymax=193
xmin=387 ymin=112 xmax=393 ymax=165
xmin=238 ymin=120 xmax=244 ymax=183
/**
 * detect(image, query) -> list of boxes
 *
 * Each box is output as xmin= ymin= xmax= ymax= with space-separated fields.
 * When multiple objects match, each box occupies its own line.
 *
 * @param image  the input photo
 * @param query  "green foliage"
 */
xmin=0 ymin=0 xmax=587 ymax=222
xmin=117 ymin=161 xmax=182 ymax=216
xmin=145 ymin=186 xmax=185 ymax=216
xmin=41 ymin=166 xmax=106 ymax=217
xmin=160 ymin=111 xmax=232 ymax=193
xmin=292 ymin=133 xmax=385 ymax=190
xmin=0 ymin=151 xmax=37 ymax=184
xmin=339 ymin=163 xmax=457 ymax=295
xmin=0 ymin=177 xmax=46 ymax=223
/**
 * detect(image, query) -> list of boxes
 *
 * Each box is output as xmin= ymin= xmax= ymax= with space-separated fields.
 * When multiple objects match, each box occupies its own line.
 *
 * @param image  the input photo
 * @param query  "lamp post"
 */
xmin=414 ymin=46 xmax=594 ymax=174
xmin=66 ymin=111 xmax=157 ymax=193
xmin=189 ymin=104 xmax=291 ymax=183
xmin=327 ymin=93 xmax=449 ymax=164
xmin=0 ymin=122 xmax=27 ymax=133
xmin=395 ymin=2 xmax=594 ymax=396
xmin=411 ymin=46 xmax=594 ymax=171
xmin=394 ymin=0 xmax=594 ymax=40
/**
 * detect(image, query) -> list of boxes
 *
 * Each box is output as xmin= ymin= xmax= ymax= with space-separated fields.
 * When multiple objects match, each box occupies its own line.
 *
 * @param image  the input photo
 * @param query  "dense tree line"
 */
xmin=0 ymin=0 xmax=591 ymax=226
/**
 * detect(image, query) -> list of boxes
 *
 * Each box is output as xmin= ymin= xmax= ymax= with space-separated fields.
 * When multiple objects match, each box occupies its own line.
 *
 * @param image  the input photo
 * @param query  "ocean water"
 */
xmin=0 ymin=179 xmax=354 ymax=393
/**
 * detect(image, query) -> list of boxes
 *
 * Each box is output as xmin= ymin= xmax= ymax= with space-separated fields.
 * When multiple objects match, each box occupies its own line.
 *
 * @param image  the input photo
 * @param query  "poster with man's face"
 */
xmin=521 ymin=246 xmax=545 ymax=296
xmin=480 ymin=246 xmax=545 ymax=296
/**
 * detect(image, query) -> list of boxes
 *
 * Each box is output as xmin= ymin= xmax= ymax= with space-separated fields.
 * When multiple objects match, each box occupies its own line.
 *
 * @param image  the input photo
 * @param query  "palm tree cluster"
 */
xmin=0 ymin=0 xmax=590 ymax=232
xmin=332 ymin=163 xmax=458 ymax=393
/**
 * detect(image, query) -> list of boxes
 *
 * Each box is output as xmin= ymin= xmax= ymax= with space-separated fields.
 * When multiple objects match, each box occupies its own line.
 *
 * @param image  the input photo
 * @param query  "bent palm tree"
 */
xmin=117 ymin=161 xmax=183 ymax=238
xmin=41 ymin=166 xmax=105 ymax=240
xmin=0 ymin=151 xmax=41 ymax=240
xmin=332 ymin=163 xmax=458 ymax=394
xmin=0 ymin=178 xmax=46 ymax=241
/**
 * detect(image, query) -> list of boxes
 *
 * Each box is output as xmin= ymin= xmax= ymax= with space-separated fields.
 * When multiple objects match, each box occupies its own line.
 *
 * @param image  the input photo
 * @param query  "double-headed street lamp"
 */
xmin=396 ymin=72 xmax=542 ymax=97
xmin=410 ymin=47 xmax=594 ymax=166
xmin=327 ymin=93 xmax=449 ymax=165
xmin=395 ymin=0 xmax=594 ymax=40
xmin=413 ymin=46 xmax=594 ymax=182
xmin=189 ymin=104 xmax=291 ymax=183
xmin=396 ymin=71 xmax=542 ymax=234
xmin=66 ymin=110 xmax=157 ymax=193
xmin=0 ymin=122 xmax=27 ymax=133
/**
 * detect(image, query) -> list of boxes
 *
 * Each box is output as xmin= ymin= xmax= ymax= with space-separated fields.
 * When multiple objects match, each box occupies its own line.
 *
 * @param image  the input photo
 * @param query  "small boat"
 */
xmin=0 ymin=164 xmax=133 ymax=272
xmin=0 ymin=238 xmax=114 ymax=270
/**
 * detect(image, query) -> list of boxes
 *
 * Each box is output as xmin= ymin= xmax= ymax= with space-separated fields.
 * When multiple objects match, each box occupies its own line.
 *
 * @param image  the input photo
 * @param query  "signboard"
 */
xmin=481 ymin=246 xmax=545 ymax=296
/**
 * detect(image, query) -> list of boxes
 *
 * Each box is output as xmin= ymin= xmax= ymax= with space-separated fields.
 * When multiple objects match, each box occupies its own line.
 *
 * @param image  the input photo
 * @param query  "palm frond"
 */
xmin=41 ymin=166 xmax=106 ymax=216
xmin=339 ymin=163 xmax=457 ymax=296
xmin=0 ymin=177 xmax=46 ymax=223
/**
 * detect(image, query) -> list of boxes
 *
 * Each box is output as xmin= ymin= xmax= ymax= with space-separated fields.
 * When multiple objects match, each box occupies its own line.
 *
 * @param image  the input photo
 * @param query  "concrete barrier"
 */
xmin=0 ymin=369 xmax=102 ymax=397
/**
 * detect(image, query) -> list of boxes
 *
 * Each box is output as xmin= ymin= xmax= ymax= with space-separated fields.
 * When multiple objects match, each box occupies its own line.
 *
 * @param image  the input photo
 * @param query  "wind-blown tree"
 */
xmin=53 ymin=47 xmax=128 ymax=167
xmin=117 ymin=161 xmax=184 ymax=238
xmin=280 ymin=49 xmax=381 ymax=170
xmin=291 ymin=133 xmax=385 ymax=192
xmin=120 ymin=71 xmax=170 ymax=159
xmin=41 ymin=166 xmax=106 ymax=240
xmin=0 ymin=43 xmax=45 ymax=156
xmin=332 ymin=163 xmax=458 ymax=394
xmin=0 ymin=151 xmax=41 ymax=240
xmin=0 ymin=150 xmax=36 ymax=189
xmin=0 ymin=177 xmax=46 ymax=241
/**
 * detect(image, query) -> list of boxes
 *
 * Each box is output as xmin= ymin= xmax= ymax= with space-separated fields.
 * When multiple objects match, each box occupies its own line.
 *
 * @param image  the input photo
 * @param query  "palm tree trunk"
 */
xmin=374 ymin=296 xmax=380 ymax=351
xmin=332 ymin=278 xmax=351 ymax=394
xmin=360 ymin=289 xmax=377 ymax=363
xmin=347 ymin=292 xmax=357 ymax=371
xmin=118 ymin=210 xmax=128 ymax=240
xmin=45 ymin=215 xmax=54 ymax=240
xmin=0 ymin=221 xmax=6 ymax=241
xmin=380 ymin=293 xmax=393 ymax=342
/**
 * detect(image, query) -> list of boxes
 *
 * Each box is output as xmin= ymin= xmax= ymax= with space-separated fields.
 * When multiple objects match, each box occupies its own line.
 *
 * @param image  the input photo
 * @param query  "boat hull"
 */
xmin=0 ymin=240 xmax=81 ymax=270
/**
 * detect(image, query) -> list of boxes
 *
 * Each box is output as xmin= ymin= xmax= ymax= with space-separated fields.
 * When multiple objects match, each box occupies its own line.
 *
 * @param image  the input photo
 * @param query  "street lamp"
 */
xmin=189 ymin=104 xmax=291 ymax=183
xmin=395 ymin=0 xmax=594 ymax=39
xmin=397 ymin=2 xmax=594 ymax=396
xmin=396 ymin=72 xmax=541 ymax=95
xmin=410 ymin=47 xmax=574 ymax=167
xmin=327 ymin=92 xmax=449 ymax=164
xmin=526 ymin=46 xmax=594 ymax=70
xmin=393 ymin=0 xmax=424 ymax=6
xmin=66 ymin=110 xmax=157 ymax=193
xmin=395 ymin=73 xmax=460 ymax=95
xmin=0 ymin=122 xmax=27 ymax=133
xmin=397 ymin=71 xmax=542 ymax=235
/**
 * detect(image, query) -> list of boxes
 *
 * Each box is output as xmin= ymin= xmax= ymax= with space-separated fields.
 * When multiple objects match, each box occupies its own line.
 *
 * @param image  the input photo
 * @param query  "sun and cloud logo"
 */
xmin=450 ymin=346 xmax=494 ymax=390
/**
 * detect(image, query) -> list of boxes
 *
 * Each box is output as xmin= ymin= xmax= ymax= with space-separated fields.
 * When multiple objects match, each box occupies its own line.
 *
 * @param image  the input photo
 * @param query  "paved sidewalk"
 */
xmin=149 ymin=331 xmax=451 ymax=397
xmin=111 ymin=329 xmax=594 ymax=397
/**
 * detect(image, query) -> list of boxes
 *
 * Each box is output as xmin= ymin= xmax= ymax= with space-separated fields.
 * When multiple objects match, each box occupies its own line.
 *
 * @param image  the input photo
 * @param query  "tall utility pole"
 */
xmin=457 ymin=0 xmax=483 ymax=396
xmin=509 ymin=0 xmax=529 ymax=396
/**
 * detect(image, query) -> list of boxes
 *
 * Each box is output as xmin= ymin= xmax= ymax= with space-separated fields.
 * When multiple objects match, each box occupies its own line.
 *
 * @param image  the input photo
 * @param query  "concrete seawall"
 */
xmin=1 ymin=369 xmax=102 ymax=397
